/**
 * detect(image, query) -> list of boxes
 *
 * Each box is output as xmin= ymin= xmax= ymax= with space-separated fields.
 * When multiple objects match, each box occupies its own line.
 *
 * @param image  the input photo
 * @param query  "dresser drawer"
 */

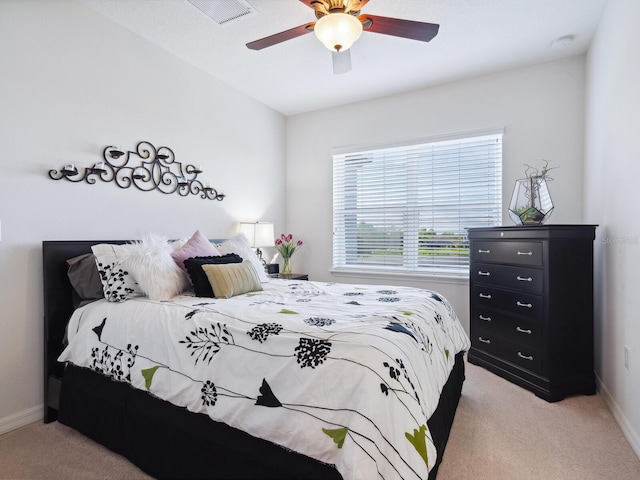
xmin=472 ymin=285 xmax=542 ymax=320
xmin=471 ymin=308 xmax=542 ymax=349
xmin=472 ymin=263 xmax=543 ymax=294
xmin=473 ymin=327 xmax=543 ymax=374
xmin=472 ymin=241 xmax=543 ymax=266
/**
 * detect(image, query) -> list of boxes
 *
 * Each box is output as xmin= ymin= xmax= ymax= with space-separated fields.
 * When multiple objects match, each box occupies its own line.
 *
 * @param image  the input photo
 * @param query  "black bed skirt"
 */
xmin=59 ymin=352 xmax=465 ymax=479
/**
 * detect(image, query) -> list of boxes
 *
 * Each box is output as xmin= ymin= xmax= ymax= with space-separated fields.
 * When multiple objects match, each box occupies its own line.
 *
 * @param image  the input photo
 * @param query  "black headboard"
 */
xmin=42 ymin=238 xmax=226 ymax=422
xmin=42 ymin=240 xmax=129 ymax=422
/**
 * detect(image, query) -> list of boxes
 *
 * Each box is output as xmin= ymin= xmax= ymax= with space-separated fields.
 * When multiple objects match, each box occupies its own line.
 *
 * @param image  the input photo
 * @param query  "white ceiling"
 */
xmin=81 ymin=0 xmax=609 ymax=116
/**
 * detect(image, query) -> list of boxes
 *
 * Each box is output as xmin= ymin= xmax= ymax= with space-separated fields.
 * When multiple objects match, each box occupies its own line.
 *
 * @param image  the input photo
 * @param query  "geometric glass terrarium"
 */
xmin=508 ymin=161 xmax=555 ymax=225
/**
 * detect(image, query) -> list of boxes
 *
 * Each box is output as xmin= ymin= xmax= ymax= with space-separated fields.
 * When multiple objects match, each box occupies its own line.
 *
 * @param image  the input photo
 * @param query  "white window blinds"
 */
xmin=332 ymin=131 xmax=502 ymax=276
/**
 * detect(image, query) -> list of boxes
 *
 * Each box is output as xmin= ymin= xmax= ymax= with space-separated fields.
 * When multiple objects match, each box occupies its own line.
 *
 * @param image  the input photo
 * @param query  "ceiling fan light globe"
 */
xmin=314 ymin=13 xmax=363 ymax=52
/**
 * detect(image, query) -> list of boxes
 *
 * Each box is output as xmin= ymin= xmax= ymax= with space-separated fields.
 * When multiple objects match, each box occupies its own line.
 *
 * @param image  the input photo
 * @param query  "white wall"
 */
xmin=3 ymin=0 xmax=625 ymax=451
xmin=585 ymin=0 xmax=640 ymax=457
xmin=286 ymin=56 xmax=587 ymax=332
xmin=0 ymin=0 xmax=286 ymax=429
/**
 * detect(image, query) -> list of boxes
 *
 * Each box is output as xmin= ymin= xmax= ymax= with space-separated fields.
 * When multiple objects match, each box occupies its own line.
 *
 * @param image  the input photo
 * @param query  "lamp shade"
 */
xmin=314 ymin=13 xmax=363 ymax=52
xmin=239 ymin=222 xmax=275 ymax=248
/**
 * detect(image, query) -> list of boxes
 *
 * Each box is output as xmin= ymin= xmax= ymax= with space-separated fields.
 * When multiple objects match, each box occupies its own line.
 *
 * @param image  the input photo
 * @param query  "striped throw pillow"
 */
xmin=202 ymin=261 xmax=263 ymax=299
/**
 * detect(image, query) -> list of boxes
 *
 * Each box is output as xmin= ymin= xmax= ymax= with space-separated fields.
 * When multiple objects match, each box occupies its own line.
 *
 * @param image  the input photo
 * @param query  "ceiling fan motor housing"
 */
xmin=311 ymin=0 xmax=364 ymax=18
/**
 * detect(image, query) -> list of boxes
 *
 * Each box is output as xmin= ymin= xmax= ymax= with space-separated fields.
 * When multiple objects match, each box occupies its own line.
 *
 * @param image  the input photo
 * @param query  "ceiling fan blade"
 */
xmin=332 ymin=50 xmax=352 ymax=74
xmin=351 ymin=0 xmax=370 ymax=11
xmin=298 ymin=0 xmax=318 ymax=9
xmin=246 ymin=22 xmax=314 ymax=50
xmin=360 ymin=14 xmax=439 ymax=42
xmin=300 ymin=0 xmax=323 ymax=10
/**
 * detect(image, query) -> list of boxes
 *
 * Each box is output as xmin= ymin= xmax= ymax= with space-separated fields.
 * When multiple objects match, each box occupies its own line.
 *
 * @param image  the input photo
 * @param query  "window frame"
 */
xmin=331 ymin=128 xmax=503 ymax=279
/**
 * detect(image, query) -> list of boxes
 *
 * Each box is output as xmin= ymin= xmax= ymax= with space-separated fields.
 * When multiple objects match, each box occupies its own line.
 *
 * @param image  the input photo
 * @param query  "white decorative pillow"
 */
xmin=121 ymin=233 xmax=191 ymax=301
xmin=92 ymin=243 xmax=143 ymax=303
xmin=216 ymin=232 xmax=269 ymax=282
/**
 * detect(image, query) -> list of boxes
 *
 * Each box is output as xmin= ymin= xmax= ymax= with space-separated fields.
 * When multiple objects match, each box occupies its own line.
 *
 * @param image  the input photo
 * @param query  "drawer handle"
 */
xmin=478 ymin=271 xmax=491 ymax=276
xmin=517 ymin=352 xmax=534 ymax=361
xmin=516 ymin=301 xmax=532 ymax=308
xmin=479 ymin=315 xmax=492 ymax=322
xmin=479 ymin=293 xmax=492 ymax=299
xmin=478 ymin=337 xmax=491 ymax=344
xmin=478 ymin=249 xmax=491 ymax=254
xmin=516 ymin=276 xmax=533 ymax=282
xmin=516 ymin=326 xmax=532 ymax=334
xmin=517 ymin=251 xmax=533 ymax=256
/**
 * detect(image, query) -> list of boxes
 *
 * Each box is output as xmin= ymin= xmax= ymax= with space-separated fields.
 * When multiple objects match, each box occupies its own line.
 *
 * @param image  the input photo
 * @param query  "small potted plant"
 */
xmin=508 ymin=160 xmax=556 ymax=225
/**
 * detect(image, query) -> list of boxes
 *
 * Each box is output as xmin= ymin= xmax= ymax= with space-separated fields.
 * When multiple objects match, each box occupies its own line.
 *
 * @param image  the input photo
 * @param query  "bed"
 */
xmin=43 ymin=237 xmax=470 ymax=480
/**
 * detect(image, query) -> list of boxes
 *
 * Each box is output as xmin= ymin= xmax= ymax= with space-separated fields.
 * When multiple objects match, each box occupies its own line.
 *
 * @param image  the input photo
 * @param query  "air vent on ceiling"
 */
xmin=187 ymin=0 xmax=255 ymax=25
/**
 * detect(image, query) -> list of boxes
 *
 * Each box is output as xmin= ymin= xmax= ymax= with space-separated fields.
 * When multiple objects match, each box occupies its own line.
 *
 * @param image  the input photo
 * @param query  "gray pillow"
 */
xmin=66 ymin=253 xmax=104 ymax=305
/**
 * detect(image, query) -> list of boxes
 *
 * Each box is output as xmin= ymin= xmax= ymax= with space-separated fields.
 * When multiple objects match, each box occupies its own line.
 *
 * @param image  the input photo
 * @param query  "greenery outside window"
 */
xmin=332 ymin=130 xmax=502 ymax=277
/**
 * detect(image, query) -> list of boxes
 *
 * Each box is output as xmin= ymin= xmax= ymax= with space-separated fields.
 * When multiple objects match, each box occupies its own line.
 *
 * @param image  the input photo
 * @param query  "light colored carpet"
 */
xmin=0 ymin=420 xmax=151 ymax=479
xmin=438 ymin=361 xmax=640 ymax=480
xmin=1 ymin=360 xmax=639 ymax=479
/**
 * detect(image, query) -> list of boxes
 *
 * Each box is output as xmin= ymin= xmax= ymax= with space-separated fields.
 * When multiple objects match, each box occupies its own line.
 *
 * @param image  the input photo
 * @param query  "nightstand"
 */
xmin=269 ymin=273 xmax=309 ymax=280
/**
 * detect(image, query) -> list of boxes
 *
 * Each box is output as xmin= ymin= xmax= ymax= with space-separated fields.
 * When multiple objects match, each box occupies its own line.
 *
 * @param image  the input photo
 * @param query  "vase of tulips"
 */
xmin=275 ymin=233 xmax=303 ymax=275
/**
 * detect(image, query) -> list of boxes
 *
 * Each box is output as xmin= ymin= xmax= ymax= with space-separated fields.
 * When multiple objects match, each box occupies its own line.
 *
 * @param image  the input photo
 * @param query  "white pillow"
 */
xmin=92 ymin=243 xmax=143 ymax=303
xmin=216 ymin=232 xmax=269 ymax=282
xmin=121 ymin=233 xmax=191 ymax=301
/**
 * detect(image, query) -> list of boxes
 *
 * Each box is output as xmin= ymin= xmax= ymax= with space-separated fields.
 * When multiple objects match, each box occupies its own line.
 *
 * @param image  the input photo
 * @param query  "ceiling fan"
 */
xmin=246 ymin=0 xmax=439 ymax=74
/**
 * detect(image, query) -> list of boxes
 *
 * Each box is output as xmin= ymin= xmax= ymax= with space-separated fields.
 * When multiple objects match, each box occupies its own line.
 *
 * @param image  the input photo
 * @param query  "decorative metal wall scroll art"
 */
xmin=48 ymin=141 xmax=225 ymax=201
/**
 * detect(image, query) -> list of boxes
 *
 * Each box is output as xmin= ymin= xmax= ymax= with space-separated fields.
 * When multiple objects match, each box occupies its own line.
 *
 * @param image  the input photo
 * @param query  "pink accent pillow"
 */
xmin=171 ymin=230 xmax=220 ymax=275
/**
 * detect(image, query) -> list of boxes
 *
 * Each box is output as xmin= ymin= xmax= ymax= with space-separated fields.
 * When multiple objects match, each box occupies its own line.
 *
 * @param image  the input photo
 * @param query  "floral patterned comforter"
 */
xmin=59 ymin=279 xmax=470 ymax=480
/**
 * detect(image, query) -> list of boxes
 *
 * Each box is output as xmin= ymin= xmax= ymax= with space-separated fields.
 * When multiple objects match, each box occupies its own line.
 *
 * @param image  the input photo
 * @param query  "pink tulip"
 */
xmin=275 ymin=233 xmax=303 ymax=259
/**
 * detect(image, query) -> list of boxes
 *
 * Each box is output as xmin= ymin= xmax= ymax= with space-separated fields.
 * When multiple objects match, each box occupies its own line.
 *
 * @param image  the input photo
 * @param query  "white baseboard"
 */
xmin=597 ymin=375 xmax=640 ymax=461
xmin=0 ymin=405 xmax=43 ymax=436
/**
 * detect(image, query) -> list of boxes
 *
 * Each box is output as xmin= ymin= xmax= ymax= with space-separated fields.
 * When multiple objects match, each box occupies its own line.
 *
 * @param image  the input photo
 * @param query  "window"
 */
xmin=332 ymin=130 xmax=502 ymax=277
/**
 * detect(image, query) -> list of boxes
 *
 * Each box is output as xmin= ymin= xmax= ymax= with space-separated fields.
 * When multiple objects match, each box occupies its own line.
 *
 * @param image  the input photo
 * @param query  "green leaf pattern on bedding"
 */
xmin=141 ymin=365 xmax=160 ymax=390
xmin=405 ymin=424 xmax=430 ymax=467
xmin=278 ymin=308 xmax=298 ymax=314
xmin=323 ymin=427 xmax=349 ymax=448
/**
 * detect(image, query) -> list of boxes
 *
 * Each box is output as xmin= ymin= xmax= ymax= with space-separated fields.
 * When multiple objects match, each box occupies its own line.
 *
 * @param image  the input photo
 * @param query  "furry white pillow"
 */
xmin=216 ymin=232 xmax=269 ymax=282
xmin=121 ymin=234 xmax=190 ymax=301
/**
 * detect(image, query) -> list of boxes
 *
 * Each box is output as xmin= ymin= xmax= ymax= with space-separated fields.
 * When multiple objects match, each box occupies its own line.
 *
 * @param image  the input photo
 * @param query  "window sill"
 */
xmin=329 ymin=268 xmax=469 ymax=285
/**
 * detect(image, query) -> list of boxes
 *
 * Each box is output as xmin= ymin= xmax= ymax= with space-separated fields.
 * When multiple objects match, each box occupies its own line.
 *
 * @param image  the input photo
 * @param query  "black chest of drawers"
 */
xmin=467 ymin=225 xmax=597 ymax=402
